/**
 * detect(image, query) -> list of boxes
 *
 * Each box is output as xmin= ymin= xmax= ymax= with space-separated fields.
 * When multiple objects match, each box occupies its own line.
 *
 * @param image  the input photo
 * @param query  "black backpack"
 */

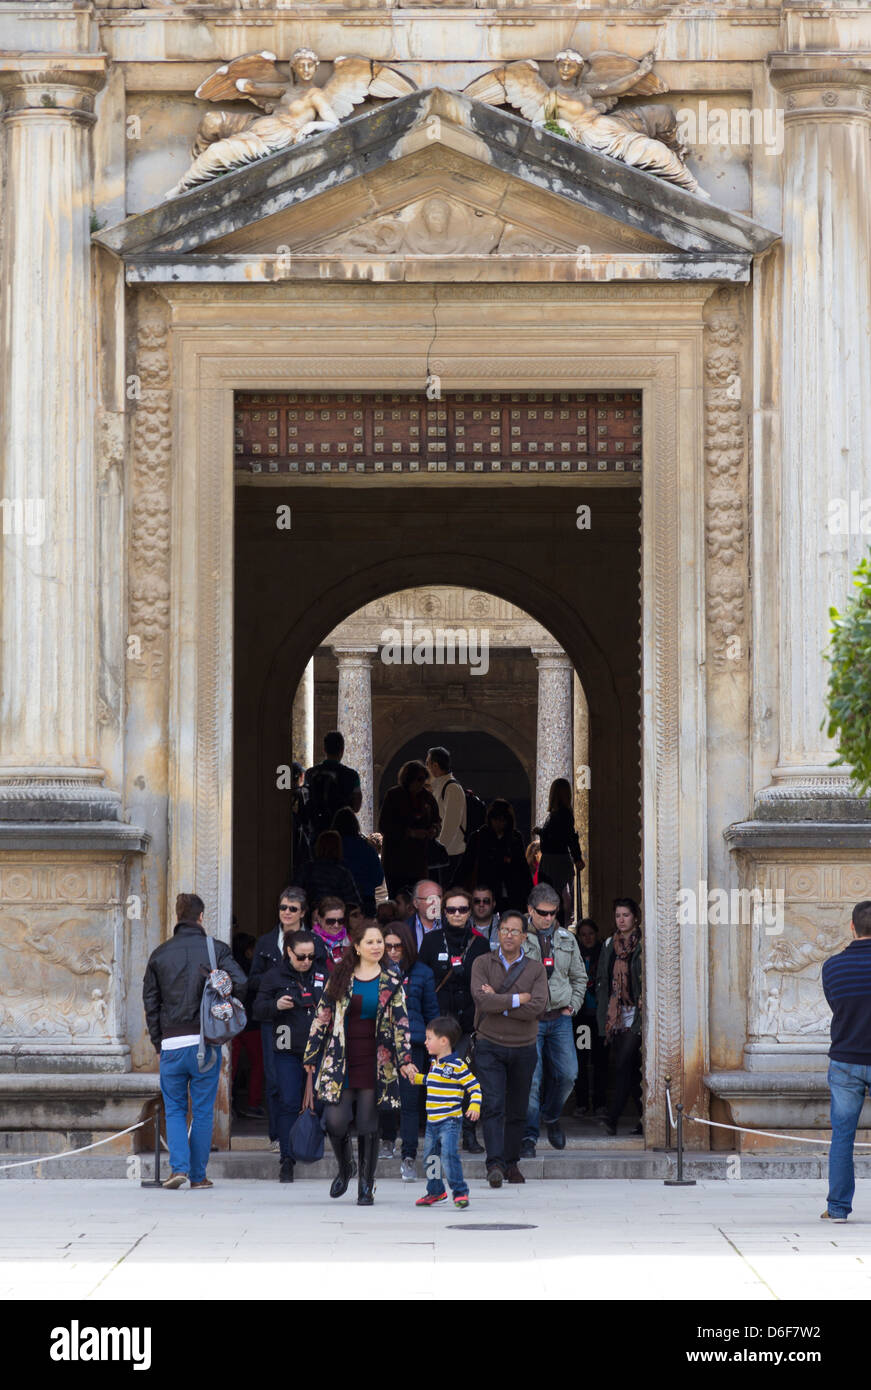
xmin=306 ymin=762 xmax=345 ymax=838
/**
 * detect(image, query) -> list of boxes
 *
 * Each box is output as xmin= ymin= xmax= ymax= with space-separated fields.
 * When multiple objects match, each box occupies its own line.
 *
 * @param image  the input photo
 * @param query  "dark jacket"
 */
xmin=418 ymin=924 xmax=491 ymax=1036
xmin=378 ymin=784 xmax=441 ymax=890
xmin=538 ymin=804 xmax=583 ymax=862
xmin=291 ymin=859 xmax=360 ymax=909
xmin=822 ymin=938 xmax=871 ymax=1064
xmin=252 ymin=959 xmax=326 ymax=1054
xmin=596 ymin=935 xmax=642 ymax=1039
xmin=248 ymin=926 xmax=328 ymax=1006
xmin=143 ymin=921 xmax=248 ymax=1051
xmin=470 ymin=949 xmax=549 ymax=1047
xmin=396 ymin=959 xmax=439 ymax=1045
xmin=340 ymin=834 xmax=385 ymax=900
xmin=459 ymin=825 xmax=533 ymax=913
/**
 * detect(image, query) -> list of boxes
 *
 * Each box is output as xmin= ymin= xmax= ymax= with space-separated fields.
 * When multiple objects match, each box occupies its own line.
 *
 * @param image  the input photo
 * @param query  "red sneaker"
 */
xmin=453 ymin=1195 xmax=470 ymax=1209
xmin=415 ymin=1192 xmax=447 ymax=1206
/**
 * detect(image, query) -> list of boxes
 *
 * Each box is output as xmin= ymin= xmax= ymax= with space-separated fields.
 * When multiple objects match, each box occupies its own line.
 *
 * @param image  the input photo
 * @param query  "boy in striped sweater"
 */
xmin=413 ymin=1015 xmax=482 ymax=1209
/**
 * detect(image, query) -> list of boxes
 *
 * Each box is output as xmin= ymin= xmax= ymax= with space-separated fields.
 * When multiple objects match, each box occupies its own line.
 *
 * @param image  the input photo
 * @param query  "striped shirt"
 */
xmin=414 ymin=1052 xmax=482 ymax=1122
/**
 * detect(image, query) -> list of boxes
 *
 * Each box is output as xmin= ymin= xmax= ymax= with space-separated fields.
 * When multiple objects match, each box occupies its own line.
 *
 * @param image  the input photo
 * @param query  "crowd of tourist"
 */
xmin=143 ymin=730 xmax=644 ymax=1200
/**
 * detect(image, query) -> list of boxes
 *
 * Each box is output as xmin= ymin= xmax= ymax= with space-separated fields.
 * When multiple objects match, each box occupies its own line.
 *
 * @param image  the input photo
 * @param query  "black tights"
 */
xmin=322 ymin=1087 xmax=378 ymax=1138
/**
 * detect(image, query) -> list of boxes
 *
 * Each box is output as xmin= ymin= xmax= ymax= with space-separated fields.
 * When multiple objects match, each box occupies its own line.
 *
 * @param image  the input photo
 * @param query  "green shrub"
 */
xmin=826 ymin=553 xmax=871 ymax=794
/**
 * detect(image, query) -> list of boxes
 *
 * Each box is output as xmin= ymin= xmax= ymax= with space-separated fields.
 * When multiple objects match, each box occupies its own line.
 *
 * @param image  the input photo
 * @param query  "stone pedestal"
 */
xmin=333 ymin=647 xmax=377 ymax=833
xmin=291 ymin=658 xmax=315 ymax=771
xmin=532 ymin=648 xmax=573 ymax=827
xmin=0 ymin=57 xmax=116 ymax=822
xmin=758 ymin=55 xmax=871 ymax=822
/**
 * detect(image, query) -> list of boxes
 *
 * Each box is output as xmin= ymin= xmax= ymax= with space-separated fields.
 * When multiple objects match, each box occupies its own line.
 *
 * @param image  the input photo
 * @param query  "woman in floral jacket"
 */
xmin=304 ymin=918 xmax=414 ymax=1206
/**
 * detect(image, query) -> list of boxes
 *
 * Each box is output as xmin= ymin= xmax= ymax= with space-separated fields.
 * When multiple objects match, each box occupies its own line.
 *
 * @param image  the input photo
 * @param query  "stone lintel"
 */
xmin=725 ymin=821 xmax=871 ymax=850
xmin=124 ymin=252 xmax=752 ymax=285
xmin=706 ymin=1069 xmax=868 ymax=1132
xmin=0 ymin=822 xmax=151 ymax=853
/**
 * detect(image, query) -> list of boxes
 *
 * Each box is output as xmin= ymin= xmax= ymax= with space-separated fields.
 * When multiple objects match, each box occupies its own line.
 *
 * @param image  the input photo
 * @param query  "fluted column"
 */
xmin=533 ymin=647 xmax=573 ymax=826
xmin=291 ymin=658 xmax=315 ymax=770
xmin=0 ymin=58 xmax=117 ymax=820
xmin=333 ymin=646 xmax=377 ymax=833
xmin=758 ymin=56 xmax=871 ymax=819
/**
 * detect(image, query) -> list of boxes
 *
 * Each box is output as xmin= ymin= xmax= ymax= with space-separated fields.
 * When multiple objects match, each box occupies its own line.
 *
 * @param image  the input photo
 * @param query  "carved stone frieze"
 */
xmin=703 ymin=287 xmax=748 ymax=668
xmin=129 ymin=292 xmax=171 ymax=680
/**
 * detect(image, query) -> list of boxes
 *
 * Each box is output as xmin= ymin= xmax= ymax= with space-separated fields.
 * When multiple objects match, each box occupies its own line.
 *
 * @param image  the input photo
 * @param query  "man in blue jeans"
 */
xmin=820 ymin=899 xmax=871 ymax=1222
xmin=521 ymin=885 xmax=587 ymax=1156
xmin=143 ymin=892 xmax=247 ymax=1190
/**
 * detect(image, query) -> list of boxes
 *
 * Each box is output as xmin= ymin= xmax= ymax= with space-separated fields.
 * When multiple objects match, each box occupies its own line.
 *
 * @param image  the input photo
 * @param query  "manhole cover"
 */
xmin=445 ymin=1223 xmax=537 ymax=1231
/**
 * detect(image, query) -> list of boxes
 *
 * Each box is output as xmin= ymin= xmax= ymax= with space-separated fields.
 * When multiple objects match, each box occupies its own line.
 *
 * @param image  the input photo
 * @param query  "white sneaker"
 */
xmin=820 ymin=1210 xmax=848 ymax=1223
xmin=400 ymin=1158 xmax=416 ymax=1182
xmin=270 ymin=1140 xmax=280 ymax=1153
xmin=379 ymin=1141 xmax=395 ymax=1159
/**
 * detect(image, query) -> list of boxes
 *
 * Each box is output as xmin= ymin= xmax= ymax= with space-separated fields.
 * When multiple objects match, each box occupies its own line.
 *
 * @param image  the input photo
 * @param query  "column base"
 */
xmin=0 ymin=770 xmax=121 ymax=822
xmin=754 ymin=773 xmax=870 ymax=823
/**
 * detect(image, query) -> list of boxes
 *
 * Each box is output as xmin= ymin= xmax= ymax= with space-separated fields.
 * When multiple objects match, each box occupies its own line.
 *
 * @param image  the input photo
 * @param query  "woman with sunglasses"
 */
xmin=418 ymin=887 xmax=490 ymax=1153
xmin=378 ymin=760 xmax=441 ymax=899
xmin=379 ymin=920 xmax=439 ymax=1180
xmin=253 ymin=929 xmax=326 ymax=1182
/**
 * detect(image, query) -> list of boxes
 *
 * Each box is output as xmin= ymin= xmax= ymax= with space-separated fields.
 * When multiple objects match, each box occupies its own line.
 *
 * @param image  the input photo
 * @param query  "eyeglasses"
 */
xmin=473 ymin=898 xmax=492 ymax=906
xmin=499 ymin=927 xmax=523 ymax=936
xmin=384 ymin=942 xmax=403 ymax=952
xmin=291 ymin=952 xmax=315 ymax=962
xmin=323 ymin=916 xmax=345 ymax=927
xmin=445 ymin=904 xmax=470 ymax=915
xmin=280 ymin=903 xmax=301 ymax=912
xmin=533 ymin=907 xmax=557 ymax=917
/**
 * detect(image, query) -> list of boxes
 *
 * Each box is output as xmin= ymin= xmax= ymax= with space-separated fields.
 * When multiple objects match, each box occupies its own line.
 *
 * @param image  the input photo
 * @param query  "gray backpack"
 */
xmin=197 ymin=936 xmax=247 ymax=1072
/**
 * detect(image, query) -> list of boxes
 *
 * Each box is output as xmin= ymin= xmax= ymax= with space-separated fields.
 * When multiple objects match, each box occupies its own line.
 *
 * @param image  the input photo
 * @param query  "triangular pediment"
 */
xmin=95 ymin=88 xmax=777 ymax=281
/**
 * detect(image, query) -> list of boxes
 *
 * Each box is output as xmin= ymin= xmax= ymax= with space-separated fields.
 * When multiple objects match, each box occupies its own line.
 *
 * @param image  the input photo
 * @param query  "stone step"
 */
xmin=4 ymin=1148 xmax=870 ymax=1181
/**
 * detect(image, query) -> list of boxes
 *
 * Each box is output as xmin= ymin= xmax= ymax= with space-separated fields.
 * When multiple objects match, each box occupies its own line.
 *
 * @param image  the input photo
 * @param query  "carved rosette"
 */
xmin=703 ymin=288 xmax=748 ymax=669
xmin=129 ymin=292 xmax=171 ymax=679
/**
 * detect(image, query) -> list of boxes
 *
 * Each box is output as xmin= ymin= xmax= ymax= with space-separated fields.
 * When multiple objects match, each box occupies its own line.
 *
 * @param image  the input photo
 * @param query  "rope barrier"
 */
xmin=0 ymin=1120 xmax=148 ymax=1171
xmin=686 ymin=1114 xmax=871 ymax=1147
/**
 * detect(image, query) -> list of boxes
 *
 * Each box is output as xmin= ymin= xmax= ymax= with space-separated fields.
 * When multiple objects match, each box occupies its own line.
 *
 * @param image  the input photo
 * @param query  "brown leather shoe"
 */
xmin=190 ymin=1178 xmax=213 ymax=1189
xmin=505 ymin=1164 xmax=525 ymax=1184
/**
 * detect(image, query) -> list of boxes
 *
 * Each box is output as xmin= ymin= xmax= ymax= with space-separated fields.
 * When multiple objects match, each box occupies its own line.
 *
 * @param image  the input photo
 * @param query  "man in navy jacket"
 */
xmin=820 ymin=899 xmax=871 ymax=1221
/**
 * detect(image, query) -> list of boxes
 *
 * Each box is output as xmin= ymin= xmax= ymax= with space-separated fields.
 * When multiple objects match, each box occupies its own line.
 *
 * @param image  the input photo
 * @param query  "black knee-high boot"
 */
xmin=356 ymin=1133 xmax=378 ymax=1206
xmin=329 ymin=1133 xmax=356 ymax=1199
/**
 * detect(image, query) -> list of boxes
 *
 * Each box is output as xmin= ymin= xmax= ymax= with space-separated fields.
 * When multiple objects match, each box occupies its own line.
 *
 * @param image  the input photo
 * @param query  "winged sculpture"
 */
xmin=166 ymin=48 xmax=417 ymax=199
xmin=464 ymin=49 xmax=707 ymax=197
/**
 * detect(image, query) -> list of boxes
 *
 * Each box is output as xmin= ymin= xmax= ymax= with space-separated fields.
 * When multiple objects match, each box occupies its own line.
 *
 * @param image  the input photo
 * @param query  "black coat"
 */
xmin=459 ymin=826 xmax=533 ymax=913
xmin=143 ymin=921 xmax=248 ymax=1052
xmin=291 ymin=859 xmax=361 ymax=909
xmin=252 ymin=959 xmax=326 ymax=1054
xmin=418 ymin=925 xmax=491 ymax=1036
xmin=248 ymin=927 xmax=328 ymax=1006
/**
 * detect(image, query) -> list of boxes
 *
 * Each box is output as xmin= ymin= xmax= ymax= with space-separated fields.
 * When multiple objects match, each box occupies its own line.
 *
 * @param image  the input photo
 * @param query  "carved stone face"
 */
xmin=556 ymin=54 xmax=584 ymax=85
xmin=291 ymin=54 xmax=318 ymax=84
xmin=422 ymin=197 xmax=450 ymax=237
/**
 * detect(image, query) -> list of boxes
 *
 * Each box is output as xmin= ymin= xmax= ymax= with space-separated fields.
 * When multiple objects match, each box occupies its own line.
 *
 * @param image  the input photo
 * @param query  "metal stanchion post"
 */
xmin=140 ymin=1097 xmax=163 ymax=1188
xmin=665 ymin=1076 xmax=672 ymax=1151
xmin=664 ymin=1102 xmax=696 ymax=1186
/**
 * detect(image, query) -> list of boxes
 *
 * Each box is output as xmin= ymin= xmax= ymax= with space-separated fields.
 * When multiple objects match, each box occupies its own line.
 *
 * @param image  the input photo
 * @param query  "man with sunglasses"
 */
xmin=471 ymin=885 xmax=500 ymax=948
xmin=253 ymin=929 xmax=326 ymax=1182
xmin=520 ymin=884 xmax=587 ymax=1157
xmin=418 ymin=888 xmax=490 ymax=1153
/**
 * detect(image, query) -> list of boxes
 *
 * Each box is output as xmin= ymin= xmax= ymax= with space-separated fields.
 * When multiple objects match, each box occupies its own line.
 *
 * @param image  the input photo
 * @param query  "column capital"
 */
xmin=531 ymin=645 xmax=571 ymax=668
xmin=332 ymin=645 xmax=379 ymax=666
xmin=0 ymin=55 xmax=107 ymax=121
xmin=768 ymin=52 xmax=871 ymax=122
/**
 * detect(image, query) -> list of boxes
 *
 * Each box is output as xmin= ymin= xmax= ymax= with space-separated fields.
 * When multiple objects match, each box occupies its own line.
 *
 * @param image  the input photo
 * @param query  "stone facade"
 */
xmin=2 ymin=2 xmax=871 ymax=1154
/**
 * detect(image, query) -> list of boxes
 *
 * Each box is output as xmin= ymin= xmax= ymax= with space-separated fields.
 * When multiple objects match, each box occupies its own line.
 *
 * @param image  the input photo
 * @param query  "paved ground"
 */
xmin=2 ymin=1177 xmax=870 ymax=1301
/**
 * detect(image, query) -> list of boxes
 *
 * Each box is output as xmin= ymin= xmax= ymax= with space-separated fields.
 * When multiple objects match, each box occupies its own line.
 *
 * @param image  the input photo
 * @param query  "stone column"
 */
xmin=291 ymin=658 xmax=315 ymax=770
xmin=333 ymin=647 xmax=377 ymax=833
xmin=758 ymin=56 xmax=871 ymax=820
xmin=0 ymin=57 xmax=117 ymax=821
xmin=532 ymin=647 xmax=573 ymax=826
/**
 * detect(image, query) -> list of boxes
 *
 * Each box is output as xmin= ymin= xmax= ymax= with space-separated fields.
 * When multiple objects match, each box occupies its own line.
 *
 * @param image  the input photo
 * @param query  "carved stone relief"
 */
xmin=703 ymin=287 xmax=748 ymax=669
xmin=129 ymin=292 xmax=171 ymax=681
xmin=0 ymin=915 xmax=121 ymax=1043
